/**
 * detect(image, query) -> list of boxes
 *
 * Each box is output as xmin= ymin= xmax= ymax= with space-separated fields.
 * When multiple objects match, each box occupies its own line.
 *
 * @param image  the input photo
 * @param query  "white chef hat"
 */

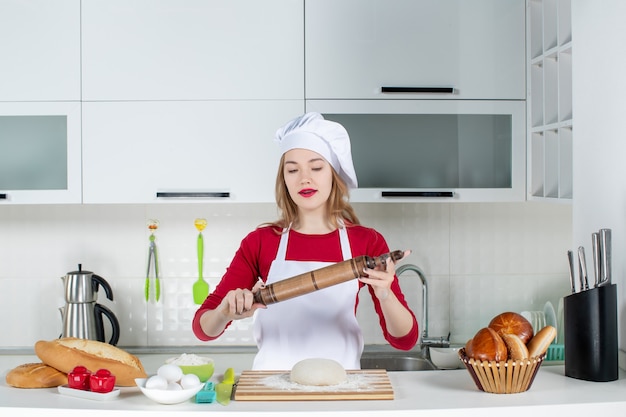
xmin=275 ymin=112 xmax=358 ymax=189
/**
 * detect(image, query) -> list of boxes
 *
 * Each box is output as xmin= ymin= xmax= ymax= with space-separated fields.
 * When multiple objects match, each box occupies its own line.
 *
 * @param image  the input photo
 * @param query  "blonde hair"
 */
xmin=265 ymin=154 xmax=360 ymax=231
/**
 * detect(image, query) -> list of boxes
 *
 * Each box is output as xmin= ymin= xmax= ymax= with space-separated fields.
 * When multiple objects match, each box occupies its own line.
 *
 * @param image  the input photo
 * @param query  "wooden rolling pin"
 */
xmin=253 ymin=250 xmax=406 ymax=306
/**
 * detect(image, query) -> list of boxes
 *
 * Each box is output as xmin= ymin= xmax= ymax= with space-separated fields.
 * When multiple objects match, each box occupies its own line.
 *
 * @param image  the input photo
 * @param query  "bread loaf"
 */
xmin=468 ymin=327 xmax=507 ymax=362
xmin=488 ymin=312 xmax=534 ymax=344
xmin=5 ymin=363 xmax=67 ymax=388
xmin=526 ymin=325 xmax=557 ymax=358
xmin=35 ymin=338 xmax=146 ymax=386
xmin=500 ymin=333 xmax=529 ymax=360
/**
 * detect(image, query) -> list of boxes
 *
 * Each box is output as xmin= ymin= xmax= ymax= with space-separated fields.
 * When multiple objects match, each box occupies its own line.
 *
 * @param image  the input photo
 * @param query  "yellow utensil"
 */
xmin=193 ymin=218 xmax=209 ymax=304
xmin=216 ymin=368 xmax=235 ymax=405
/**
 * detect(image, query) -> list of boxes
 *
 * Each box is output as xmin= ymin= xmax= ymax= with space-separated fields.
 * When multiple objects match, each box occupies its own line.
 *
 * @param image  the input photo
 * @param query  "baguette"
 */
xmin=5 ymin=363 xmax=67 ymax=388
xmin=34 ymin=338 xmax=146 ymax=386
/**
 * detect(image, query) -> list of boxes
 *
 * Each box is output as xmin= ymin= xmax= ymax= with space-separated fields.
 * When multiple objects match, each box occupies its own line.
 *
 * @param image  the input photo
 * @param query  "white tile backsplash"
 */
xmin=0 ymin=202 xmax=571 ymax=349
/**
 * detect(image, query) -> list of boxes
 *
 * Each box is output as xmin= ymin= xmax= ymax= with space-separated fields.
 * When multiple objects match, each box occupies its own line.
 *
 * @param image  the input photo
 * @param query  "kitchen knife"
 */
xmin=592 ymin=232 xmax=601 ymax=288
xmin=567 ymin=250 xmax=577 ymax=293
xmin=577 ymin=246 xmax=589 ymax=291
xmin=599 ymin=228 xmax=612 ymax=286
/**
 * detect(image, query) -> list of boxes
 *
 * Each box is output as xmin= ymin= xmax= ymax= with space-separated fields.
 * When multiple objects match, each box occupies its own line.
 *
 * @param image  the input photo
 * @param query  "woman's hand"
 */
xmin=199 ymin=280 xmax=266 ymax=338
xmin=217 ymin=280 xmax=266 ymax=319
xmin=359 ymin=249 xmax=415 ymax=338
xmin=359 ymin=249 xmax=411 ymax=300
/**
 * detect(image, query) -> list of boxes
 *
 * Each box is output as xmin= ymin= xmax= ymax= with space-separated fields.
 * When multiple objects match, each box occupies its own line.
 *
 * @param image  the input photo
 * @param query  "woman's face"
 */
xmin=282 ymin=148 xmax=333 ymax=214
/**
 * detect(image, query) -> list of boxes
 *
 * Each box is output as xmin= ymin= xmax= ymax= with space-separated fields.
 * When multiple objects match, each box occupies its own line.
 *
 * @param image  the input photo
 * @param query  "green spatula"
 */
xmin=193 ymin=218 xmax=209 ymax=304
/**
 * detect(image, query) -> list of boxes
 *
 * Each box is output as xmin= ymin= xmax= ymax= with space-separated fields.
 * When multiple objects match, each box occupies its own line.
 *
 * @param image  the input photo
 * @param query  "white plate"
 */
xmin=557 ymin=297 xmax=564 ymax=344
xmin=58 ymin=385 xmax=120 ymax=401
xmin=536 ymin=310 xmax=546 ymax=331
xmin=544 ymin=301 xmax=557 ymax=340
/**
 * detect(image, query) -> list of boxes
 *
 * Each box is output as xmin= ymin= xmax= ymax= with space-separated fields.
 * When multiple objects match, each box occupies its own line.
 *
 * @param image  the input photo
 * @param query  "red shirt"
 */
xmin=192 ymin=224 xmax=418 ymax=350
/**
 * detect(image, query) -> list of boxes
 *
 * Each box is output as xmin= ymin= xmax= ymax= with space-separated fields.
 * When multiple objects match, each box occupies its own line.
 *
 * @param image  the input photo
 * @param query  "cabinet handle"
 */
xmin=156 ymin=191 xmax=230 ymax=198
xmin=0 ymin=193 xmax=6 ymax=200
xmin=381 ymin=86 xmax=454 ymax=94
xmin=381 ymin=191 xmax=454 ymax=198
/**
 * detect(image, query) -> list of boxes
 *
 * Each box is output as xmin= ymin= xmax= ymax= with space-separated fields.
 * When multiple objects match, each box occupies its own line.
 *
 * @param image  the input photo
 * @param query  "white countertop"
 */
xmin=2 ymin=352 xmax=626 ymax=416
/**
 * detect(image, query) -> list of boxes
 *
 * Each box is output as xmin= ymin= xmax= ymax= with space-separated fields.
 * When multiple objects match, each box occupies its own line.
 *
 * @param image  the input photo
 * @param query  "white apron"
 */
xmin=252 ymin=226 xmax=363 ymax=370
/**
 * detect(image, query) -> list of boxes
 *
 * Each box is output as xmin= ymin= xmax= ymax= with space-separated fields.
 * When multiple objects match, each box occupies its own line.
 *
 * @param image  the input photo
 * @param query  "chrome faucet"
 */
xmin=396 ymin=264 xmax=450 ymax=357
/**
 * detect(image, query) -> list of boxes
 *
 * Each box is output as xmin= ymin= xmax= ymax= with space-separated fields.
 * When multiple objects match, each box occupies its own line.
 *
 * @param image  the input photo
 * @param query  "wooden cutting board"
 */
xmin=233 ymin=369 xmax=394 ymax=401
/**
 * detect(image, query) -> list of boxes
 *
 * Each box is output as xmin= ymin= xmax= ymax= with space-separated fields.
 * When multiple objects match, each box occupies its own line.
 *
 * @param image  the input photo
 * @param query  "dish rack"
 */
xmin=545 ymin=344 xmax=565 ymax=362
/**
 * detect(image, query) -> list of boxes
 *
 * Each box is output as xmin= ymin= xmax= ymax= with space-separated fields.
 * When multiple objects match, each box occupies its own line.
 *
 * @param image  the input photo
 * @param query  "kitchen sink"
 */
xmin=360 ymin=354 xmax=436 ymax=371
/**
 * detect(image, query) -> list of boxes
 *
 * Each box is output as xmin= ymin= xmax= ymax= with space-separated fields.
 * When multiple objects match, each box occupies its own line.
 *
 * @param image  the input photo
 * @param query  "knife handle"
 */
xmin=592 ymin=232 xmax=601 ymax=287
xmin=599 ymin=228 xmax=612 ymax=285
xmin=567 ymin=250 xmax=576 ymax=293
xmin=577 ymin=246 xmax=588 ymax=291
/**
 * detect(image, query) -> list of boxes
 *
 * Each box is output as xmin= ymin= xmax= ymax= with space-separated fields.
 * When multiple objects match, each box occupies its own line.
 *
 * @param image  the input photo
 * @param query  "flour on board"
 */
xmin=261 ymin=373 xmax=382 ymax=392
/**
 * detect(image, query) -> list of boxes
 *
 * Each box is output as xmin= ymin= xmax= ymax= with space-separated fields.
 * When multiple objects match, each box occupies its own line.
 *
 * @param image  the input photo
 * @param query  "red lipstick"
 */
xmin=299 ymin=188 xmax=317 ymax=197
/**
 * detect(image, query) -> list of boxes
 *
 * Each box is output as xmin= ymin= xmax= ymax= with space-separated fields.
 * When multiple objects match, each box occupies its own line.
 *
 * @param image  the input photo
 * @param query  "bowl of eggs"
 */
xmin=135 ymin=364 xmax=204 ymax=405
xmin=166 ymin=353 xmax=214 ymax=382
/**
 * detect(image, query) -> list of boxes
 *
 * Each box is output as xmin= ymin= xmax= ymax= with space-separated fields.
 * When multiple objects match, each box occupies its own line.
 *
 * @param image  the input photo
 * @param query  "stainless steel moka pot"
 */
xmin=59 ymin=264 xmax=120 ymax=345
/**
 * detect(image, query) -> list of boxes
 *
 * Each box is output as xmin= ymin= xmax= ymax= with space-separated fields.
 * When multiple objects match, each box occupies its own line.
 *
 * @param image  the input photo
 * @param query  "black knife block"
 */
xmin=563 ymin=284 xmax=618 ymax=382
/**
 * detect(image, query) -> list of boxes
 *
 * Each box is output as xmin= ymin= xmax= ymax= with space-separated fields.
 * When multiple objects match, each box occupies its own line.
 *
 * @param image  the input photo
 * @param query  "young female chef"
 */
xmin=192 ymin=112 xmax=418 ymax=370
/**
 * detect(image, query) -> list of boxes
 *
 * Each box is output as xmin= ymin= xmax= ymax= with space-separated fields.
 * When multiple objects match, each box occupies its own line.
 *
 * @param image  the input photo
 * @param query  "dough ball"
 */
xmin=290 ymin=358 xmax=347 ymax=386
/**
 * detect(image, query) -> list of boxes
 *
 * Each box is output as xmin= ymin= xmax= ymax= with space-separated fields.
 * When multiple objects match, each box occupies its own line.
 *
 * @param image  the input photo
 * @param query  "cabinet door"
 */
xmin=0 ymin=102 xmax=82 ymax=204
xmin=82 ymin=0 xmax=303 ymax=101
xmin=0 ymin=0 xmax=80 ymax=101
xmin=306 ymin=0 xmax=525 ymax=100
xmin=306 ymin=99 xmax=526 ymax=203
xmin=82 ymin=101 xmax=303 ymax=204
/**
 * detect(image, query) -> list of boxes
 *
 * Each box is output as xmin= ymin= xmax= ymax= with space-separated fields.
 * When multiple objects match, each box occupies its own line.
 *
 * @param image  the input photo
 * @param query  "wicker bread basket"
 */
xmin=458 ymin=348 xmax=545 ymax=394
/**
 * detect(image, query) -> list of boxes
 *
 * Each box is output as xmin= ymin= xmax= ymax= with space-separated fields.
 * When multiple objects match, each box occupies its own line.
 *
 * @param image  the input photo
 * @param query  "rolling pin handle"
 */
xmin=254 ymin=290 xmax=271 ymax=306
xmin=371 ymin=250 xmax=406 ymax=269
xmin=253 ymin=291 xmax=263 ymax=305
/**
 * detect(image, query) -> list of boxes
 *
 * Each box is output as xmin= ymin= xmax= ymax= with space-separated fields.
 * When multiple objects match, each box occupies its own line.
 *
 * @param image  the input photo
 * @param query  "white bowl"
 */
xmin=135 ymin=378 xmax=204 ymax=405
xmin=430 ymin=347 xmax=463 ymax=369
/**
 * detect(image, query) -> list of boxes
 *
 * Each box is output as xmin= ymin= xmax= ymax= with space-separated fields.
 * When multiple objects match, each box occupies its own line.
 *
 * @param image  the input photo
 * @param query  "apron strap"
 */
xmin=338 ymin=225 xmax=352 ymax=260
xmin=275 ymin=227 xmax=290 ymax=262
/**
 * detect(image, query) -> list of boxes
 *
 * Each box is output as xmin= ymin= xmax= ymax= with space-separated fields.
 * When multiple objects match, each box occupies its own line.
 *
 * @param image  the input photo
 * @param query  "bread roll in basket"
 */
xmin=458 ymin=348 xmax=546 ymax=394
xmin=459 ymin=320 xmax=556 ymax=394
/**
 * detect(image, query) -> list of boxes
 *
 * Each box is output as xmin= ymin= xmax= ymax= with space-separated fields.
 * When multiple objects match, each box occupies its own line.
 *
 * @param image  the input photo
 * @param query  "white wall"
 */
xmin=572 ymin=1 xmax=626 ymax=351
xmin=0 ymin=202 xmax=571 ymax=350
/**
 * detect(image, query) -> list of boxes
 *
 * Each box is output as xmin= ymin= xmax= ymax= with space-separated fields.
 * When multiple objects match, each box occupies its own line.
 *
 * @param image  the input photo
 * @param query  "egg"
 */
xmin=145 ymin=375 xmax=168 ymax=390
xmin=167 ymin=382 xmax=183 ymax=391
xmin=180 ymin=373 xmax=201 ymax=389
xmin=157 ymin=364 xmax=183 ymax=383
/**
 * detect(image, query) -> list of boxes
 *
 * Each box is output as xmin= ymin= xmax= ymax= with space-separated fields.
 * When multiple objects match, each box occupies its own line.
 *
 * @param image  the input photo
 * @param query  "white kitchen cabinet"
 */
xmin=305 ymin=0 xmax=526 ymax=100
xmin=307 ymin=100 xmax=526 ymax=203
xmin=527 ymin=0 xmax=573 ymax=201
xmin=0 ymin=0 xmax=80 ymax=101
xmin=81 ymin=0 xmax=303 ymax=101
xmin=82 ymin=101 xmax=303 ymax=204
xmin=0 ymin=102 xmax=82 ymax=204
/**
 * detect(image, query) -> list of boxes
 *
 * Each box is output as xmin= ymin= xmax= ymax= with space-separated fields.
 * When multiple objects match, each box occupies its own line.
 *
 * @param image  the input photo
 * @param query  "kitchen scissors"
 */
xmin=145 ymin=219 xmax=160 ymax=302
